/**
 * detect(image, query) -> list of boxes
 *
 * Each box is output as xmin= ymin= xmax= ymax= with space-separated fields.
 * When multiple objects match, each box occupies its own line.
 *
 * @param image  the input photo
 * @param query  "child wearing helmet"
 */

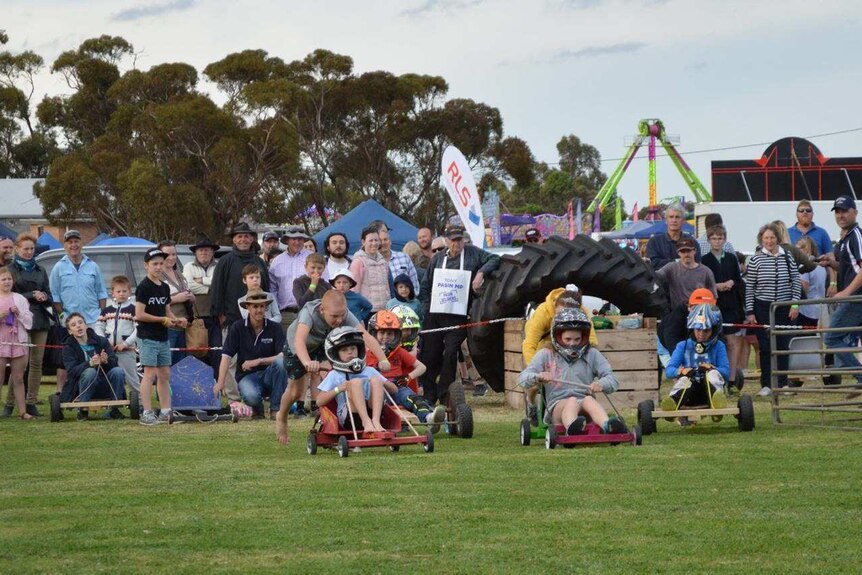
xmin=518 ymin=308 xmax=626 ymax=435
xmin=663 ymin=304 xmax=730 ymax=415
xmin=315 ymin=326 xmax=388 ymax=433
xmin=388 ymin=304 xmax=422 ymax=357
xmin=365 ymin=311 xmax=446 ymax=432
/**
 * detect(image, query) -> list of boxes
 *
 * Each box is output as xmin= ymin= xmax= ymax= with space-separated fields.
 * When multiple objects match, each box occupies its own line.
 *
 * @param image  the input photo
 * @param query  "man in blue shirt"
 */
xmin=646 ymin=204 xmax=701 ymax=271
xmin=788 ymin=200 xmax=834 ymax=261
xmin=50 ymin=230 xmax=107 ymax=328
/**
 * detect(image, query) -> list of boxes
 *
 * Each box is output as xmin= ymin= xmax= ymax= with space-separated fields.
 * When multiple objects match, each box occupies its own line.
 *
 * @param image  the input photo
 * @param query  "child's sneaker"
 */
xmin=660 ymin=396 xmax=677 ymax=412
xmin=566 ymin=416 xmax=586 ymax=436
xmin=604 ymin=417 xmax=628 ymax=434
xmin=139 ymin=410 xmax=159 ymax=426
xmin=157 ymin=409 xmax=172 ymax=423
xmin=428 ymin=405 xmax=446 ymax=434
xmin=527 ymin=404 xmax=539 ymax=427
xmin=710 ymin=389 xmax=727 ymax=409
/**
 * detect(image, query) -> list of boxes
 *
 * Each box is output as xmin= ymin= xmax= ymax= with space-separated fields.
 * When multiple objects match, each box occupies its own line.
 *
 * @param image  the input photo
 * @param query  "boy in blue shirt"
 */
xmin=663 ymin=304 xmax=730 ymax=414
xmin=315 ymin=326 xmax=387 ymax=433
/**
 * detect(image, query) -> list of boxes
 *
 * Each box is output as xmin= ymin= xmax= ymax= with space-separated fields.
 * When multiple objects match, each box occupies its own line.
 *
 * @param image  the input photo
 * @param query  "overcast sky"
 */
xmin=5 ymin=0 xmax=862 ymax=212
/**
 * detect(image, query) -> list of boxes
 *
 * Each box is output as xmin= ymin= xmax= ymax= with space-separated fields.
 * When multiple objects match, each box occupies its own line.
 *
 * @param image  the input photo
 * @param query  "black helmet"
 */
xmin=324 ymin=326 xmax=366 ymax=374
xmin=551 ymin=308 xmax=591 ymax=361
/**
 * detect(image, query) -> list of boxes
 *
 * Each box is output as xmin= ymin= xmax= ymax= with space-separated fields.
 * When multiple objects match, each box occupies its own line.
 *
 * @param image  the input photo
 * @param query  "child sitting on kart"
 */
xmin=518 ymin=308 xmax=626 ymax=436
xmin=316 ymin=326 xmax=387 ymax=433
xmin=662 ymin=304 xmax=730 ymax=418
xmin=365 ymin=310 xmax=446 ymax=431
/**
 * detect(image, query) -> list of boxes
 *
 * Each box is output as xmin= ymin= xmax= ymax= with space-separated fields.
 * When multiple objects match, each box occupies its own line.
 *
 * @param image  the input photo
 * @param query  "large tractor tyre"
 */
xmin=469 ymin=236 xmax=668 ymax=392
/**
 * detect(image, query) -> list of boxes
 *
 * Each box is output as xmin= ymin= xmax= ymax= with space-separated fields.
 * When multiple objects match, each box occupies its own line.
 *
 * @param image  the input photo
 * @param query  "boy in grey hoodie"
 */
xmin=518 ymin=308 xmax=627 ymax=435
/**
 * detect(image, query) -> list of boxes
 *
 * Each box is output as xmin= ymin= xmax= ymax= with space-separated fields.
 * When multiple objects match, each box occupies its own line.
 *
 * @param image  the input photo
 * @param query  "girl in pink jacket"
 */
xmin=0 ymin=266 xmax=34 ymax=419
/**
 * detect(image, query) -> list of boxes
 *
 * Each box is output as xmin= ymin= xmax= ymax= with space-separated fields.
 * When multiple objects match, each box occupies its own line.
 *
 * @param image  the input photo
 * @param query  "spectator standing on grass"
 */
xmin=788 ymin=200 xmax=834 ymax=264
xmin=183 ymin=235 xmax=221 ymax=378
xmin=268 ymin=225 xmax=312 ymax=331
xmin=0 ymin=265 xmax=33 ymax=420
xmin=697 ymin=213 xmax=735 ymax=256
xmin=158 ymin=241 xmax=194 ymax=365
xmin=771 ymin=220 xmax=817 ymax=274
xmin=260 ymin=231 xmax=282 ymax=267
xmin=819 ymin=196 xmax=862 ymax=385
xmin=5 ymin=233 xmax=52 ymax=417
xmin=654 ymin=237 xmax=716 ymax=307
xmin=744 ymin=223 xmax=802 ymax=397
xmin=401 ymin=241 xmax=426 ymax=284
xmin=349 ymin=226 xmax=391 ymax=312
xmin=323 ymin=232 xmax=351 ymax=279
xmin=94 ymin=275 xmax=140 ymax=393
xmin=416 ymin=228 xmax=434 ymax=272
xmin=646 ymin=204 xmax=700 ymax=271
xmin=372 ymin=221 xmax=420 ymax=297
xmin=701 ymin=225 xmax=746 ymax=390
xmin=211 ymin=223 xmax=269 ymax=331
xmin=796 ymin=237 xmax=827 ymax=327
xmin=0 ymin=236 xmax=13 ymax=266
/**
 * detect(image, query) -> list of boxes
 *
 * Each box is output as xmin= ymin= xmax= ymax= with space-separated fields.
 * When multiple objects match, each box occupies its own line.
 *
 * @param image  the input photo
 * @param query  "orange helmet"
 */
xmin=368 ymin=310 xmax=402 ymax=353
xmin=688 ymin=288 xmax=716 ymax=306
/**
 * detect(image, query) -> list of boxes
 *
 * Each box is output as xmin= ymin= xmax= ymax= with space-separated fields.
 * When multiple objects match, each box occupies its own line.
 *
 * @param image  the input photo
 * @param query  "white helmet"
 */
xmin=324 ymin=326 xmax=366 ymax=374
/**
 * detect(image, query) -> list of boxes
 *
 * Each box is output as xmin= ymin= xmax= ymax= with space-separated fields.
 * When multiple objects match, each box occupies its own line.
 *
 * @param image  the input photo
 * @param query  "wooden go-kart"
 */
xmin=519 ymin=381 xmax=642 ymax=449
xmin=49 ymin=367 xmax=140 ymax=423
xmin=637 ymin=368 xmax=755 ymax=434
xmin=307 ymin=393 xmax=434 ymax=458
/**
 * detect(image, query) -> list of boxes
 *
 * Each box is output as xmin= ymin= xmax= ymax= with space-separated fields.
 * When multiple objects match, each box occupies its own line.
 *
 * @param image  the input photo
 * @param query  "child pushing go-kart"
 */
xmin=518 ymin=308 xmax=627 ymax=436
xmin=662 ymin=304 xmax=730 ymax=420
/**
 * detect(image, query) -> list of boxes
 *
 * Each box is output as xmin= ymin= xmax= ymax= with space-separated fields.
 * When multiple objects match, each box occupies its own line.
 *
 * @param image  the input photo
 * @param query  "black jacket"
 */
xmin=210 ymin=248 xmax=270 ymax=326
xmin=10 ymin=259 xmax=53 ymax=331
xmin=419 ymin=245 xmax=501 ymax=317
xmin=61 ymin=328 xmax=120 ymax=401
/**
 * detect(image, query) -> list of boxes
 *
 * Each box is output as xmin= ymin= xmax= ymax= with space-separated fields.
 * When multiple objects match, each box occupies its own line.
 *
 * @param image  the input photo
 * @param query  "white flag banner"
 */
xmin=441 ymin=145 xmax=486 ymax=248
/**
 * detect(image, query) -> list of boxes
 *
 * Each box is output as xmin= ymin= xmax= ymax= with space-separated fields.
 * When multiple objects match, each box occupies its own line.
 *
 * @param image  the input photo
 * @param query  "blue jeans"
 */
xmin=78 ymin=367 xmax=127 ymax=402
xmin=237 ymin=358 xmax=288 ymax=414
xmin=824 ymin=302 xmax=862 ymax=383
xmin=168 ymin=329 xmax=187 ymax=366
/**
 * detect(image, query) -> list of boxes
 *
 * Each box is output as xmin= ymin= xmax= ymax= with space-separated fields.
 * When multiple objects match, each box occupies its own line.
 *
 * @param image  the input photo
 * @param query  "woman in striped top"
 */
xmin=744 ymin=223 xmax=802 ymax=396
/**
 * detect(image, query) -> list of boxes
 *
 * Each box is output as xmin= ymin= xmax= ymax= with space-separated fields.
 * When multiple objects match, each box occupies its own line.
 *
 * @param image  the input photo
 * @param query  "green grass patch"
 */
xmin=2 ymin=394 xmax=861 ymax=574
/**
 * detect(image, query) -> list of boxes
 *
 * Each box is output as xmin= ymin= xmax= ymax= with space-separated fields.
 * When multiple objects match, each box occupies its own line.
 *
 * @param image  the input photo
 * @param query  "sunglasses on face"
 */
xmin=797 ymin=208 xmax=813 ymax=213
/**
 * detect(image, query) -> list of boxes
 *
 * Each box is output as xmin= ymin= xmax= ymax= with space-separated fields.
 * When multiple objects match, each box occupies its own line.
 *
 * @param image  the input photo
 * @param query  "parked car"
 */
xmin=35 ymin=244 xmax=233 ymax=292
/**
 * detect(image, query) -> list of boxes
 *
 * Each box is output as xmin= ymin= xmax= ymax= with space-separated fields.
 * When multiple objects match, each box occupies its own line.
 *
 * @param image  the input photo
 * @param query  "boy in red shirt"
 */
xmin=365 ymin=311 xmax=445 ymax=432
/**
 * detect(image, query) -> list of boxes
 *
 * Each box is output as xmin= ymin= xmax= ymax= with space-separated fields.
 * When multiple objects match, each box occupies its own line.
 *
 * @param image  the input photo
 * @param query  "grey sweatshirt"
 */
xmin=518 ymin=347 xmax=618 ymax=408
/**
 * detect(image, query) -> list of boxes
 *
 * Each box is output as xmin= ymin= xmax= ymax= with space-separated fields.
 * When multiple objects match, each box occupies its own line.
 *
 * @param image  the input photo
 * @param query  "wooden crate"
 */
xmin=503 ymin=319 xmax=659 ymax=410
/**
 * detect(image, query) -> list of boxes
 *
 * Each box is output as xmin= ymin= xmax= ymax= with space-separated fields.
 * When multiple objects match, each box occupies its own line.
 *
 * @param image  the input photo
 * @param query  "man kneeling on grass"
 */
xmin=62 ymin=313 xmax=127 ymax=421
xmin=275 ymin=290 xmax=390 ymax=444
xmin=214 ymin=290 xmax=287 ymax=418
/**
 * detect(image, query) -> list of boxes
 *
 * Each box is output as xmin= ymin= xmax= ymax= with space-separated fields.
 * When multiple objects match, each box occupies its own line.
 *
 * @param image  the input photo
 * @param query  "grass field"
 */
xmin=3 ymin=392 xmax=861 ymax=574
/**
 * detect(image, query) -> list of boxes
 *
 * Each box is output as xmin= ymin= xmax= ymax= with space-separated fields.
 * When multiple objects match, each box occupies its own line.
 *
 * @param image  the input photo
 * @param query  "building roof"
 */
xmin=0 ymin=178 xmax=45 ymax=218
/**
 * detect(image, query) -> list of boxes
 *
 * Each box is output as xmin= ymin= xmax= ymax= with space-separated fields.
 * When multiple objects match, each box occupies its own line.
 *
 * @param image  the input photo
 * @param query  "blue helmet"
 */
xmin=687 ymin=304 xmax=722 ymax=353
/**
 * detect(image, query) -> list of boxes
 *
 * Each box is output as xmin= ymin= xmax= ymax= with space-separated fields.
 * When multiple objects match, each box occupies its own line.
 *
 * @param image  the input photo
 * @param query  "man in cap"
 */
xmin=268 ymin=225 xmax=315 ymax=331
xmin=183 ymin=235 xmax=221 ymax=376
xmin=214 ymin=290 xmax=288 ymax=418
xmin=646 ymin=203 xmax=701 ymax=271
xmin=654 ymin=236 xmax=717 ymax=308
xmin=50 ymin=230 xmax=108 ymax=331
xmin=418 ymin=226 xmax=500 ymax=405
xmin=820 ymin=196 xmax=862 ymax=384
xmin=260 ymin=231 xmax=282 ymax=267
xmin=525 ymin=228 xmax=542 ymax=244
xmin=211 ymin=223 xmax=270 ymax=331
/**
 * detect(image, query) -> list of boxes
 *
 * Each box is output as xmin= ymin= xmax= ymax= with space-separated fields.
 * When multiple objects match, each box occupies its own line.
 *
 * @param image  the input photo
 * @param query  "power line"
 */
xmin=541 ymin=126 xmax=862 ymax=165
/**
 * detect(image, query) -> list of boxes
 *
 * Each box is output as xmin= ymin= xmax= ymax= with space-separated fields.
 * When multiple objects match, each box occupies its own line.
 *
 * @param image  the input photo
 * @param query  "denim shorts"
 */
xmin=139 ymin=338 xmax=172 ymax=367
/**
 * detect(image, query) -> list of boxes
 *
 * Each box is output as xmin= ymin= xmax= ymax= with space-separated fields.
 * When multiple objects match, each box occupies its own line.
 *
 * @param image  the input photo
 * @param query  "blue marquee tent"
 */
xmin=96 ymin=236 xmax=155 ymax=247
xmin=312 ymin=200 xmax=419 ymax=255
xmin=88 ymin=232 xmax=111 ymax=245
xmin=37 ymin=231 xmax=62 ymax=249
xmin=0 ymin=222 xmax=17 ymax=239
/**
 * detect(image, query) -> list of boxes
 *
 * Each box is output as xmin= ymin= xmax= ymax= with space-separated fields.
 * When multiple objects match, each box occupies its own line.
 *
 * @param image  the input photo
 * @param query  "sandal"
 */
xmin=19 ymin=413 xmax=34 ymax=421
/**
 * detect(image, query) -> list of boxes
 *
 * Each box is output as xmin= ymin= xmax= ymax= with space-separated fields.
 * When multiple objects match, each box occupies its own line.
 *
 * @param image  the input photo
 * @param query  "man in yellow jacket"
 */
xmin=521 ymin=286 xmax=598 ymax=424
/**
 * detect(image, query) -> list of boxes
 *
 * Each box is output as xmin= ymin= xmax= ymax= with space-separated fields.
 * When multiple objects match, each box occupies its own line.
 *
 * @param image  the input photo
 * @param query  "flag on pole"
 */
xmin=575 ymin=199 xmax=583 ymax=235
xmin=567 ymin=200 xmax=574 ymax=240
xmin=592 ymin=206 xmax=601 ymax=233
xmin=632 ymin=202 xmax=639 ymax=222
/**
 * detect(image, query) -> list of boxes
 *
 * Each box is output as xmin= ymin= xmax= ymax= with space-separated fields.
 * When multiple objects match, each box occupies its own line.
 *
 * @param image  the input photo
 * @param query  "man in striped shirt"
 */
xmin=821 ymin=195 xmax=862 ymax=384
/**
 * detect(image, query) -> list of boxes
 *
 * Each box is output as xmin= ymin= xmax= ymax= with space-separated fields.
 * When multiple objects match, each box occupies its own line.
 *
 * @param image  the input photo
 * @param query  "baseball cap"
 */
xmin=262 ymin=231 xmax=279 ymax=242
xmin=688 ymin=288 xmax=716 ymax=306
xmin=446 ymin=226 xmax=465 ymax=240
xmin=144 ymin=248 xmax=168 ymax=262
xmin=831 ymin=195 xmax=857 ymax=211
xmin=676 ymin=237 xmax=697 ymax=251
xmin=63 ymin=230 xmax=82 ymax=241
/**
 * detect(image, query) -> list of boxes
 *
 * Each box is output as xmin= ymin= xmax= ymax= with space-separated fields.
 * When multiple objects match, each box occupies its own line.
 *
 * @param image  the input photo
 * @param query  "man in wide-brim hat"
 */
xmin=183 ymin=233 xmax=222 ymax=378
xmin=214 ymin=290 xmax=288 ymax=419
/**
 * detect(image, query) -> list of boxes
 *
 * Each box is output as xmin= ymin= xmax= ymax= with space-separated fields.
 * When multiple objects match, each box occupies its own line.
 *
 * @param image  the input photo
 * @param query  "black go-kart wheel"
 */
xmin=424 ymin=429 xmax=435 ymax=453
xmin=128 ymin=389 xmax=140 ymax=420
xmin=735 ymin=368 xmax=746 ymax=391
xmin=545 ymin=426 xmax=557 ymax=450
xmin=519 ymin=418 xmax=531 ymax=446
xmin=632 ymin=425 xmax=643 ymax=446
xmin=455 ymin=403 xmax=474 ymax=439
xmin=448 ymin=380 xmax=467 ymax=407
xmin=49 ymin=393 xmax=63 ymax=422
xmin=307 ymin=433 xmax=318 ymax=455
xmin=389 ymin=444 xmax=400 ymax=453
xmin=337 ymin=435 xmax=349 ymax=458
xmin=737 ymin=394 xmax=755 ymax=432
xmin=637 ymin=400 xmax=656 ymax=435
